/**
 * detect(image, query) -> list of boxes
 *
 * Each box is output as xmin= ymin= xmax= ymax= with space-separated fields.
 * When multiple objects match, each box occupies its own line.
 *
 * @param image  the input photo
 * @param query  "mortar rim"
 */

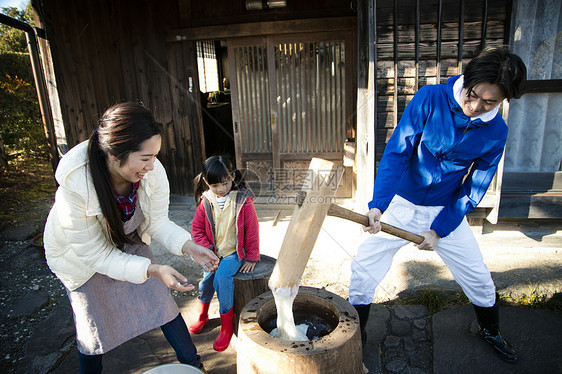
xmin=238 ymin=286 xmax=360 ymax=354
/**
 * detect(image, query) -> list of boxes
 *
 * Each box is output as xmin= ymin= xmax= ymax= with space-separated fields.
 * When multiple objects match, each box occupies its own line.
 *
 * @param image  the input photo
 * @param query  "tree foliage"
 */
xmin=0 ymin=5 xmax=35 ymax=53
xmin=0 ymin=2 xmax=47 ymax=160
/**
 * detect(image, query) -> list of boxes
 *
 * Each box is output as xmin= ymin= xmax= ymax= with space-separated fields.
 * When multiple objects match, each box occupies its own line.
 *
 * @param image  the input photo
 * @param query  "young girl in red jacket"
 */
xmin=188 ymin=155 xmax=260 ymax=351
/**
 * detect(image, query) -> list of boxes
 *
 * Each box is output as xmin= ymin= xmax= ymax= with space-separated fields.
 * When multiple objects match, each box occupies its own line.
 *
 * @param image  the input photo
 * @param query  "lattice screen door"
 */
xmin=228 ymin=32 xmax=353 ymax=195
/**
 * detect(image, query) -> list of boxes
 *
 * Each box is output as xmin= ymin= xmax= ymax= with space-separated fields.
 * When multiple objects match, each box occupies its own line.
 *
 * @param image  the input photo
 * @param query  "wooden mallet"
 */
xmin=268 ymin=158 xmax=345 ymax=292
xmin=266 ymin=157 xmax=424 ymax=341
xmin=269 ymin=158 xmax=424 ymax=293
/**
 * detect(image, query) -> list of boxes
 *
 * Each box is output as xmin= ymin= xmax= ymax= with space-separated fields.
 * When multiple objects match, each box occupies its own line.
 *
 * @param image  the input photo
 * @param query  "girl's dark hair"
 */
xmin=193 ymin=155 xmax=246 ymax=203
xmin=463 ymin=46 xmax=527 ymax=101
xmin=87 ymin=102 xmax=162 ymax=249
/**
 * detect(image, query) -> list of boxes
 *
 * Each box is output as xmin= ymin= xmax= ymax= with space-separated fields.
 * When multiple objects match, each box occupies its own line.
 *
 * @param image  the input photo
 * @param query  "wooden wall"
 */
xmin=35 ymin=0 xmax=511 ymax=194
xmin=372 ymin=0 xmax=510 ymax=165
xmin=34 ymin=0 xmax=356 ymax=194
xmin=35 ymin=0 xmax=203 ymax=194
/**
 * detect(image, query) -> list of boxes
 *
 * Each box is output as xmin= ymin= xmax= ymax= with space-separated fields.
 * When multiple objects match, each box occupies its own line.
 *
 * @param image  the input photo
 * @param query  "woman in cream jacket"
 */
xmin=44 ymin=102 xmax=218 ymax=374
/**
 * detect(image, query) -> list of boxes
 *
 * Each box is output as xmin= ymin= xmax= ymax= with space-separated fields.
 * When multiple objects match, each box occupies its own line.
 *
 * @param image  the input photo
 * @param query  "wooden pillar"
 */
xmin=355 ymin=0 xmax=377 ymax=211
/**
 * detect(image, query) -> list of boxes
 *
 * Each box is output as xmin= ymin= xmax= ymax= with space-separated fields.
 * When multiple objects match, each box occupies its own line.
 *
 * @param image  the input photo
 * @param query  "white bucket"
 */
xmin=141 ymin=363 xmax=204 ymax=374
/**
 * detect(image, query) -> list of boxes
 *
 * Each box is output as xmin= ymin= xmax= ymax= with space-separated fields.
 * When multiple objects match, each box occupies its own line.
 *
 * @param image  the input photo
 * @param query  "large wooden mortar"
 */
xmin=237 ymin=286 xmax=363 ymax=374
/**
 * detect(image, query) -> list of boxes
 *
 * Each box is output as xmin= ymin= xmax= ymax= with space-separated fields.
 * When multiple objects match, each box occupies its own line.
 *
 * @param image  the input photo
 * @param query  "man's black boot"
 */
xmin=473 ymin=293 xmax=518 ymax=363
xmin=353 ymin=304 xmax=371 ymax=345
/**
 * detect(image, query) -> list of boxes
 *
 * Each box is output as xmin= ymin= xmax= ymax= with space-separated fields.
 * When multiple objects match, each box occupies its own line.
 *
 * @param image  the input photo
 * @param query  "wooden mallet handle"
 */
xmin=327 ymin=204 xmax=425 ymax=244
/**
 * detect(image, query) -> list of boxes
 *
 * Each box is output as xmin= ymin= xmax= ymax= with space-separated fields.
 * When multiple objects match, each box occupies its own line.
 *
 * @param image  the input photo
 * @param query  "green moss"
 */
xmin=0 ymin=212 xmax=21 ymax=221
xmin=0 ymin=157 xmax=55 ymax=231
xmin=506 ymin=286 xmax=562 ymax=314
xmin=392 ymin=287 xmax=470 ymax=314
xmin=19 ymin=180 xmax=55 ymax=200
xmin=392 ymin=286 xmax=561 ymax=315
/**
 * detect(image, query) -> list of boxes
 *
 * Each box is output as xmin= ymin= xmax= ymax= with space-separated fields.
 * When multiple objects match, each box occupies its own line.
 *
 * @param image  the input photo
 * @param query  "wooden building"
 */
xmin=30 ymin=0 xmax=561 ymax=220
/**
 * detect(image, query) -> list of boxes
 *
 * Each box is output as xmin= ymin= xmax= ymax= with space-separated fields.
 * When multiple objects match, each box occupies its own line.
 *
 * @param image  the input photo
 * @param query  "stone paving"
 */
xmin=362 ymin=304 xmax=433 ymax=374
xmin=383 ymin=305 xmax=432 ymax=373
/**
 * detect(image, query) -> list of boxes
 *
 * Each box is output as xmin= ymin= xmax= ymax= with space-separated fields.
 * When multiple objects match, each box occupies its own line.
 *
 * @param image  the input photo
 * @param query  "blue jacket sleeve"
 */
xmin=368 ymin=86 xmax=429 ymax=212
xmin=430 ymin=143 xmax=505 ymax=238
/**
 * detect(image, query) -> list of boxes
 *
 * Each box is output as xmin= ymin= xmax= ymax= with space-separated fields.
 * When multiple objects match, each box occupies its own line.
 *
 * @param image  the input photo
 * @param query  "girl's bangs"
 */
xmin=204 ymin=164 xmax=232 ymax=185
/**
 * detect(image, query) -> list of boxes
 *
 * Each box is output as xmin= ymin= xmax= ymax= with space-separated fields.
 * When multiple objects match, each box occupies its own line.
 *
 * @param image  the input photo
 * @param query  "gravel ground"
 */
xmin=0 ymin=196 xmax=201 ymax=374
xmin=0 ymin=194 xmax=62 ymax=373
xmin=0 ymin=239 xmax=66 ymax=373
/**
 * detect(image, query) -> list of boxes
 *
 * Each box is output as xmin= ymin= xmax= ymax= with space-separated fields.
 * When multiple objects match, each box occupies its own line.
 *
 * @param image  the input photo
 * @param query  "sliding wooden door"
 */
xmin=229 ymin=31 xmax=353 ymax=198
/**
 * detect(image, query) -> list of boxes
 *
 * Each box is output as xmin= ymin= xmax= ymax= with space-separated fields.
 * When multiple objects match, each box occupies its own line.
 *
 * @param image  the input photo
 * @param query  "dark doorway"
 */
xmin=197 ymin=40 xmax=236 ymax=160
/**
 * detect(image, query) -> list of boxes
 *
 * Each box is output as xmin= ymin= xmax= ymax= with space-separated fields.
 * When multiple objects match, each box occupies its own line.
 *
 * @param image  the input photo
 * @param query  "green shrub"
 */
xmin=0 ymin=52 xmax=46 ymax=159
xmin=0 ymin=3 xmax=46 ymax=160
xmin=0 ymin=52 xmax=34 ymax=81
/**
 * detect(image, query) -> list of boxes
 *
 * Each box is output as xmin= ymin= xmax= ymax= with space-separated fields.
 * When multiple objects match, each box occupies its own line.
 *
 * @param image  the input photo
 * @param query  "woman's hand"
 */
xmin=363 ymin=208 xmax=382 ymax=234
xmin=182 ymin=240 xmax=219 ymax=272
xmin=147 ymin=264 xmax=194 ymax=292
xmin=239 ymin=260 xmax=256 ymax=273
xmin=416 ymin=230 xmax=440 ymax=251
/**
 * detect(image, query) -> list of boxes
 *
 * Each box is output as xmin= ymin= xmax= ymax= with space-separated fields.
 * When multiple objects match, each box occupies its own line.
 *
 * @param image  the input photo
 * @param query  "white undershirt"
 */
xmin=216 ymin=194 xmax=228 ymax=210
xmin=453 ymin=75 xmax=500 ymax=122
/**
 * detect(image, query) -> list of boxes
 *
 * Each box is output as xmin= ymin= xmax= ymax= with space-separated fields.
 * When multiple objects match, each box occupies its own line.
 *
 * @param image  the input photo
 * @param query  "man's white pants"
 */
xmin=349 ymin=195 xmax=496 ymax=308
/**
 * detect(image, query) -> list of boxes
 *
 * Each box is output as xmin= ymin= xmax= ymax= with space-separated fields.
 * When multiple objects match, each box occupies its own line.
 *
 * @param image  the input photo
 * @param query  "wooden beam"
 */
xmin=167 ymin=17 xmax=355 ymax=42
xmin=524 ymin=80 xmax=562 ymax=94
xmin=499 ymin=195 xmax=562 ymax=219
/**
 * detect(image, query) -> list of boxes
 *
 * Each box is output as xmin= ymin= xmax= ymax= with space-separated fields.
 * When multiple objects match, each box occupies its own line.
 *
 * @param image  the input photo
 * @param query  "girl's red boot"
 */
xmin=213 ymin=308 xmax=234 ymax=351
xmin=188 ymin=300 xmax=210 ymax=334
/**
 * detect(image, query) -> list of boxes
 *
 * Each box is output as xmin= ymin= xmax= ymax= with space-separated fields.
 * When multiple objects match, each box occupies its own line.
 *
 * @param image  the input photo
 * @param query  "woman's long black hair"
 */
xmin=87 ymin=102 xmax=162 ymax=249
xmin=193 ymin=155 xmax=246 ymax=204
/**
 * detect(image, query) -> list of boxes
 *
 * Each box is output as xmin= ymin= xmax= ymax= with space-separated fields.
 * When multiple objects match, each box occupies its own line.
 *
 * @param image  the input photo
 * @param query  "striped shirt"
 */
xmin=216 ymin=194 xmax=228 ymax=210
